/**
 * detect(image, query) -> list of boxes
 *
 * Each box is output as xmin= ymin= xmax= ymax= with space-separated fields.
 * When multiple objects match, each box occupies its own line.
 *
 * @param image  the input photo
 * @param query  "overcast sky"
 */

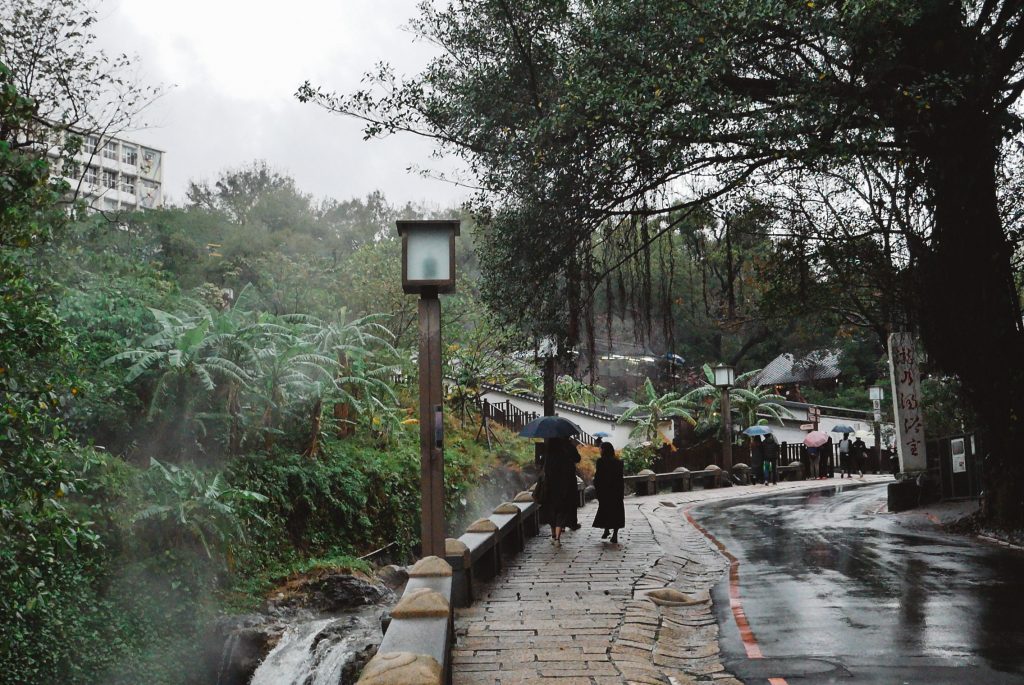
xmin=93 ymin=0 xmax=467 ymax=209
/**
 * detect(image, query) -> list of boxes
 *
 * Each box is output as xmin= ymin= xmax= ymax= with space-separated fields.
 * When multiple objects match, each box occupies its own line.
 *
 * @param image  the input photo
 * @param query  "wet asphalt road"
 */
xmin=693 ymin=483 xmax=1024 ymax=684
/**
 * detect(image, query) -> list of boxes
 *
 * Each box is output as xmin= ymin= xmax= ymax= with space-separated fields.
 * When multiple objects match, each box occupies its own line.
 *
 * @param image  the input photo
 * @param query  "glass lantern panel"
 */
xmin=406 ymin=228 xmax=451 ymax=281
xmin=714 ymin=365 xmax=734 ymax=386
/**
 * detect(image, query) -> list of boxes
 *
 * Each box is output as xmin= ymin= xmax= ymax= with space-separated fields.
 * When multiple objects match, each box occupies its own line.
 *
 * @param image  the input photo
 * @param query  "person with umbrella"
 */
xmin=804 ymin=430 xmax=829 ymax=479
xmin=851 ymin=434 xmax=867 ymax=478
xmin=762 ymin=433 xmax=780 ymax=485
xmin=592 ymin=441 xmax=625 ymax=544
xmin=837 ymin=431 xmax=853 ymax=478
xmin=743 ymin=425 xmax=772 ymax=485
xmin=539 ymin=436 xmax=582 ymax=545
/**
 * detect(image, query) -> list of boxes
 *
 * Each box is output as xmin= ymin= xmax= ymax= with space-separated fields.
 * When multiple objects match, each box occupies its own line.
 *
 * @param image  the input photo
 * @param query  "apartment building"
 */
xmin=57 ymin=130 xmax=165 ymax=212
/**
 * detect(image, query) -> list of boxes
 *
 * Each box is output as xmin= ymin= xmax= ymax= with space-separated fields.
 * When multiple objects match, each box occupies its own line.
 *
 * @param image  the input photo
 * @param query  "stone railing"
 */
xmin=358 ymin=555 xmax=454 ymax=685
xmin=357 ymin=487 xmax=557 ymax=683
xmin=445 ymin=493 xmax=543 ymax=607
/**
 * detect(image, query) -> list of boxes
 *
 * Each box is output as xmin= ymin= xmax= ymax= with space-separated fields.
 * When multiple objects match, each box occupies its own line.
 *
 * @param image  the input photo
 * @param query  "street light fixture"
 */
xmin=713 ymin=364 xmax=735 ymax=469
xmin=397 ymin=219 xmax=460 ymax=558
xmin=397 ymin=220 xmax=460 ymax=295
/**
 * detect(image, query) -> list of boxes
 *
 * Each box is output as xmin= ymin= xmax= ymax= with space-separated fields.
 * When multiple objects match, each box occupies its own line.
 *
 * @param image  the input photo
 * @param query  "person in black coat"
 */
xmin=539 ymin=437 xmax=581 ymax=545
xmin=592 ymin=442 xmax=625 ymax=544
xmin=763 ymin=433 xmax=780 ymax=485
xmin=750 ymin=436 xmax=765 ymax=484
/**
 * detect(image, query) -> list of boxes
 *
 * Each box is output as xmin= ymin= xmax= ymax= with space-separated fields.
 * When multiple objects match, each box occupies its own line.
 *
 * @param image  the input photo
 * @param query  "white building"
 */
xmin=50 ymin=129 xmax=164 ymax=212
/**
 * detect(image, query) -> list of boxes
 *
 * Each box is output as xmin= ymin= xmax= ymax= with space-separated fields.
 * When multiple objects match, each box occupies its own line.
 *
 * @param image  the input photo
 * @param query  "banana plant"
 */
xmin=618 ymin=378 xmax=696 ymax=443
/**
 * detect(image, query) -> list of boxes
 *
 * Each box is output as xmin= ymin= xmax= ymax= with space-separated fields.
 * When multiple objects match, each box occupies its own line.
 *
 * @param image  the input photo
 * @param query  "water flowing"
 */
xmin=249 ymin=612 xmax=379 ymax=685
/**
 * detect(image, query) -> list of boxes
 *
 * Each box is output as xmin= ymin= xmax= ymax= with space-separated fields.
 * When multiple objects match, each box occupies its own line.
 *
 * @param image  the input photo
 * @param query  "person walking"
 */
xmin=763 ymin=433 xmax=780 ymax=485
xmin=851 ymin=436 xmax=867 ymax=478
xmin=750 ymin=435 xmax=765 ymax=484
xmin=824 ymin=436 xmax=835 ymax=478
xmin=838 ymin=433 xmax=853 ymax=478
xmin=592 ymin=442 xmax=625 ymax=544
xmin=539 ymin=436 xmax=580 ymax=545
xmin=807 ymin=444 xmax=820 ymax=479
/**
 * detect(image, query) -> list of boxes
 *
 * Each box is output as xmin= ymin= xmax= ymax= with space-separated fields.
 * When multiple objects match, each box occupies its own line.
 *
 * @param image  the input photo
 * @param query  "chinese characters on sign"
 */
xmin=888 ymin=333 xmax=927 ymax=472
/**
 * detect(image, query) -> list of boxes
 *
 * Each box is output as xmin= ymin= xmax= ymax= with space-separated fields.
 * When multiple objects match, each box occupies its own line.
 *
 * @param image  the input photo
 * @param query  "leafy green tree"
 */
xmin=729 ymin=386 xmax=793 ymax=433
xmin=133 ymin=458 xmax=267 ymax=562
xmin=0 ymin=59 xmax=119 ymax=684
xmin=1 ymin=0 xmax=159 ymax=204
xmin=107 ymin=303 xmax=252 ymax=459
xmin=305 ymin=0 xmax=1024 ymax=526
xmin=555 ymin=375 xmax=606 ymax=407
xmin=618 ymin=378 xmax=696 ymax=443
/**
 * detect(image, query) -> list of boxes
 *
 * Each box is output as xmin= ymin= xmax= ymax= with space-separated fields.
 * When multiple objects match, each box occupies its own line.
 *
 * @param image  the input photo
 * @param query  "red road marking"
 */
xmin=685 ymin=505 xmax=789 ymax=685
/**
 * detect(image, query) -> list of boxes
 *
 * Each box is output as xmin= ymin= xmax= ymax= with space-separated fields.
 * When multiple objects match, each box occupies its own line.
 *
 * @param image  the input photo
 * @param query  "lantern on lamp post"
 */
xmin=397 ymin=220 xmax=460 ymax=558
xmin=713 ymin=364 xmax=735 ymax=469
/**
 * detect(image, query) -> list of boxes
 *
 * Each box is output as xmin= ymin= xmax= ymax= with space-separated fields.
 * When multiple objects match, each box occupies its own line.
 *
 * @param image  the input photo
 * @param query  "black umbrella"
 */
xmin=518 ymin=415 xmax=582 ymax=438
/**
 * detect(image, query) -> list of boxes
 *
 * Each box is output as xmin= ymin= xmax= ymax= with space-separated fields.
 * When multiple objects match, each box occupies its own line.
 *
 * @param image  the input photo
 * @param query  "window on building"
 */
xmin=102 ymin=170 xmax=117 ymax=189
xmin=102 ymin=141 xmax=118 ymax=160
xmin=84 ymin=166 xmax=98 ymax=185
xmin=121 ymin=175 xmax=136 ymax=195
xmin=122 ymin=145 xmax=137 ymax=166
xmin=83 ymin=135 xmax=99 ymax=155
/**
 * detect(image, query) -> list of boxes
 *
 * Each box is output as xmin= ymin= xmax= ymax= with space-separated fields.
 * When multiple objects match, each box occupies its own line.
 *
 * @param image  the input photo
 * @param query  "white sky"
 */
xmin=93 ymin=0 xmax=468 ymax=208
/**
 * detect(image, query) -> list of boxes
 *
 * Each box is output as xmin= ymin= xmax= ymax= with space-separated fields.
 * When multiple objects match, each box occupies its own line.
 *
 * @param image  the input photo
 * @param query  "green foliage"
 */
xmin=133 ymin=458 xmax=268 ymax=560
xmin=620 ymin=443 xmax=656 ymax=476
xmin=618 ymin=378 xmax=695 ymax=442
xmin=920 ymin=376 xmax=975 ymax=438
xmin=227 ymin=438 xmax=421 ymax=561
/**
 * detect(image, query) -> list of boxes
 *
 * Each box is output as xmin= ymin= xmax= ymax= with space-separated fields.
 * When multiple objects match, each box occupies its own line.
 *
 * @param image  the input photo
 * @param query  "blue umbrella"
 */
xmin=518 ymin=415 xmax=582 ymax=438
xmin=593 ymin=431 xmax=612 ymax=438
xmin=831 ymin=424 xmax=856 ymax=434
xmin=743 ymin=425 xmax=773 ymax=436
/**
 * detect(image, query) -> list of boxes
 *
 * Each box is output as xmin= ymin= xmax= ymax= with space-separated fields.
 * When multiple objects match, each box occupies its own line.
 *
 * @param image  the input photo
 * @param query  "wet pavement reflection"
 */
xmin=694 ymin=484 xmax=1024 ymax=683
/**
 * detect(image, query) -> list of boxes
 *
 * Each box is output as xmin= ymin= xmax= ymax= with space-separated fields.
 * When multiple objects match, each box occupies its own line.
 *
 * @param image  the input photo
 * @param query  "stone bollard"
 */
xmin=672 ymin=467 xmax=691 ymax=492
xmin=703 ymin=464 xmax=722 ymax=488
xmin=358 ymin=651 xmax=443 ymax=685
xmin=637 ymin=469 xmax=657 ymax=496
xmin=731 ymin=462 xmax=751 ymax=485
xmin=444 ymin=539 xmax=472 ymax=607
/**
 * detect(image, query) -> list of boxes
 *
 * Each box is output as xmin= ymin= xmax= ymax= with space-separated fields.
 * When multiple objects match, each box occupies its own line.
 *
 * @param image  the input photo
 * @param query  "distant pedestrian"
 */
xmin=851 ymin=436 xmax=867 ymax=478
xmin=807 ymin=444 xmax=820 ymax=479
xmin=838 ymin=433 xmax=853 ymax=478
xmin=539 ymin=437 xmax=580 ymax=545
xmin=763 ymin=433 xmax=780 ymax=485
xmin=824 ymin=437 xmax=835 ymax=478
xmin=592 ymin=442 xmax=625 ymax=544
xmin=750 ymin=436 xmax=765 ymax=484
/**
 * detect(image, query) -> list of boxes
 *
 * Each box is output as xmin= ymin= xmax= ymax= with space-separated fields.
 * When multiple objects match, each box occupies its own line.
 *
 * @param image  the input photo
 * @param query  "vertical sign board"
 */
xmin=887 ymin=332 xmax=927 ymax=472
xmin=951 ymin=438 xmax=967 ymax=474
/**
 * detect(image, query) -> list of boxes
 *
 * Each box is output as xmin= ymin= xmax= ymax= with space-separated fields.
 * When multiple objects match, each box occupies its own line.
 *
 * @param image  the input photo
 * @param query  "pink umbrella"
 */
xmin=804 ymin=430 xmax=828 ymax=448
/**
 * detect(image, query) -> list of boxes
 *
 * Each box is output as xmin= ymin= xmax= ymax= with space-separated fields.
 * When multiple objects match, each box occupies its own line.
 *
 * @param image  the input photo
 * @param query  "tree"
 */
xmin=618 ymin=378 xmax=696 ymax=443
xmin=0 ymin=0 xmax=159 ymax=203
xmin=303 ymin=0 xmax=1024 ymax=526
xmin=107 ymin=302 xmax=253 ymax=459
xmin=0 ymin=59 xmax=113 ymax=683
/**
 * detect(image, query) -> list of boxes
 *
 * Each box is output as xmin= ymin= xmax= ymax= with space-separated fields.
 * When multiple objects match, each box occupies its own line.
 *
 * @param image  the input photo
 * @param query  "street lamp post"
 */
xmin=714 ymin=364 xmax=735 ymax=469
xmin=869 ymin=385 xmax=884 ymax=473
xmin=397 ymin=219 xmax=460 ymax=558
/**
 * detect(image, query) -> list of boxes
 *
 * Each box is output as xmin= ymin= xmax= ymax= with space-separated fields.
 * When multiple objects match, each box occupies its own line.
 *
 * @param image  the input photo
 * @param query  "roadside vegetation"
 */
xmin=2 ymin=1 xmax=998 ymax=683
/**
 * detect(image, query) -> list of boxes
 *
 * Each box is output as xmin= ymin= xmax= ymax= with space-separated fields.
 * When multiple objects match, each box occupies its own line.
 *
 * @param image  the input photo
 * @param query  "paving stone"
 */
xmin=452 ymin=477 xmax=892 ymax=684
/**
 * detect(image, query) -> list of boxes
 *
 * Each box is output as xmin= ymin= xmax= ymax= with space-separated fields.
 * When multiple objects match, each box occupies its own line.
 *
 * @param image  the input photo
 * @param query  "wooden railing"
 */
xmin=475 ymin=397 xmax=600 ymax=447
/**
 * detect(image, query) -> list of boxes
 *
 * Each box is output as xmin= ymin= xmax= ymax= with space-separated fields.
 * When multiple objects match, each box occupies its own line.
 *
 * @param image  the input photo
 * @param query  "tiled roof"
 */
xmin=750 ymin=349 xmax=842 ymax=386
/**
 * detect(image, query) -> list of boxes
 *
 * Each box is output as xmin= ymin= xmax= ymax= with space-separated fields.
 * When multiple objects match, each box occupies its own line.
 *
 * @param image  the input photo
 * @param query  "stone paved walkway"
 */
xmin=452 ymin=476 xmax=893 ymax=684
